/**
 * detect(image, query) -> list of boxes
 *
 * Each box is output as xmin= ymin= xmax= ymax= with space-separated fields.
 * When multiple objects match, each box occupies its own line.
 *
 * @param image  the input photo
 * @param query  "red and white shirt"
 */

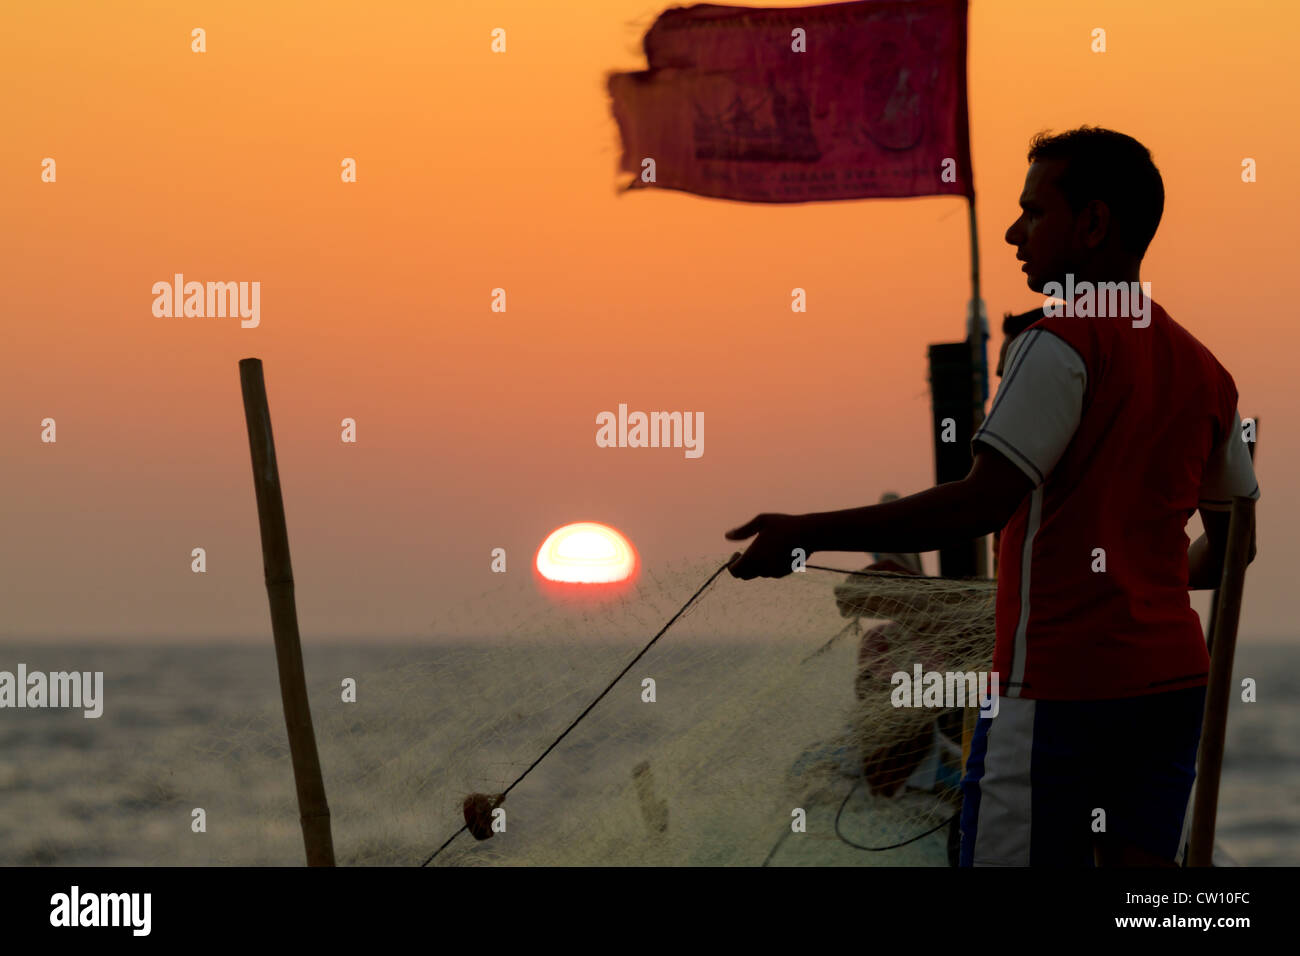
xmin=974 ymin=296 xmax=1260 ymax=700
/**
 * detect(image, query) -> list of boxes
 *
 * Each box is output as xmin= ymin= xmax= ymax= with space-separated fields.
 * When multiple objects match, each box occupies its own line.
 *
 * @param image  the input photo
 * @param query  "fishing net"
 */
xmin=138 ymin=555 xmax=996 ymax=866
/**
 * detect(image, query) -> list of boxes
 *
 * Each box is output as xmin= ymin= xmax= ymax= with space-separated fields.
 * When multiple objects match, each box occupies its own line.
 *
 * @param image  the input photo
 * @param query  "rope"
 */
xmin=799 ymin=617 xmax=860 ymax=664
xmin=833 ymin=777 xmax=959 ymax=852
xmin=761 ymin=779 xmax=960 ymax=865
xmin=419 ymin=557 xmax=982 ymax=866
xmin=806 ymin=562 xmax=990 ymax=585
xmin=760 ymin=827 xmax=793 ymax=867
xmin=418 ymin=554 xmax=738 ymax=866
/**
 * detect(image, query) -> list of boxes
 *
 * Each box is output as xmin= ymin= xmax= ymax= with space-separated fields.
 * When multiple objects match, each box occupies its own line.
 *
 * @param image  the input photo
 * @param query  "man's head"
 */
xmin=1005 ymin=127 xmax=1164 ymax=293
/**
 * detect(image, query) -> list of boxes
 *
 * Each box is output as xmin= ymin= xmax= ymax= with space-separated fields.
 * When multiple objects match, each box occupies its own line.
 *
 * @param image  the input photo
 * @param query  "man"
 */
xmin=989 ymin=309 xmax=1041 ymax=565
xmin=725 ymin=126 xmax=1260 ymax=866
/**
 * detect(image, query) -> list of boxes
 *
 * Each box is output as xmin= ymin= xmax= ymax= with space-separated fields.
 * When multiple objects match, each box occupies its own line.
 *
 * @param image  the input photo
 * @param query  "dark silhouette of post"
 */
xmin=928 ymin=341 xmax=982 ymax=579
xmin=1207 ymin=417 xmax=1257 ymax=658
xmin=239 ymin=358 xmax=336 ymax=866
xmin=1188 ymin=493 xmax=1255 ymax=866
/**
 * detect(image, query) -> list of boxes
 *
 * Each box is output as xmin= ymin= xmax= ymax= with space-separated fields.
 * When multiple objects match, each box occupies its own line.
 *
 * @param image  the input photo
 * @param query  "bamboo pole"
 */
xmin=966 ymin=198 xmax=989 ymax=579
xmin=239 ymin=358 xmax=336 ymax=867
xmin=1207 ymin=416 xmax=1257 ymax=657
xmin=1187 ymin=493 xmax=1255 ymax=866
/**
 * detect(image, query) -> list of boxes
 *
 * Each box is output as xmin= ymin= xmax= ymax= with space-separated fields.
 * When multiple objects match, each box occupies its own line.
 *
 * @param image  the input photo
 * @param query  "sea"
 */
xmin=0 ymin=641 xmax=1295 ymax=866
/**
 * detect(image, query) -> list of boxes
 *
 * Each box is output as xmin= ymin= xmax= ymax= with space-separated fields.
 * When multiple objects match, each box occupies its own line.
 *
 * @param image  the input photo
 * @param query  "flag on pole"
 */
xmin=606 ymin=0 xmax=973 ymax=203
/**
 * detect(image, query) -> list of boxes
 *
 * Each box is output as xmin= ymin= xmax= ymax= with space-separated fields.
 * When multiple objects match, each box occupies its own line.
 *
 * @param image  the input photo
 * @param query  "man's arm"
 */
xmin=804 ymin=447 xmax=1033 ymax=555
xmin=805 ymin=329 xmax=1079 ymax=556
xmin=1188 ymin=507 xmax=1257 ymax=590
xmin=727 ymin=329 xmax=1079 ymax=579
xmin=1189 ymin=410 xmax=1260 ymax=589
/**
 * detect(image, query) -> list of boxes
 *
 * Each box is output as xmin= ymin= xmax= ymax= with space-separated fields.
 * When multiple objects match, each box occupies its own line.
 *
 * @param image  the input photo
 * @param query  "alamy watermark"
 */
xmin=596 ymin=403 xmax=703 ymax=459
xmin=0 ymin=664 xmax=103 ymax=718
xmin=1041 ymin=275 xmax=1152 ymax=327
xmin=152 ymin=274 xmax=260 ymax=328
xmin=50 ymin=886 xmax=150 ymax=936
xmin=891 ymin=664 xmax=1000 ymax=718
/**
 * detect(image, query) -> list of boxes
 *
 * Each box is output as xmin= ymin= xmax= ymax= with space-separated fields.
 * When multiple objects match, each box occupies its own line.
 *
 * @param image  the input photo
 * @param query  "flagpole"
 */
xmin=959 ymin=196 xmax=989 ymax=774
xmin=966 ymin=197 xmax=989 ymax=579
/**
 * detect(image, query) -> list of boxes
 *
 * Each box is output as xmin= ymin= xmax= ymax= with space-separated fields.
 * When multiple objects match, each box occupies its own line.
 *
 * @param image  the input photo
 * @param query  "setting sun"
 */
xmin=535 ymin=522 xmax=638 ymax=585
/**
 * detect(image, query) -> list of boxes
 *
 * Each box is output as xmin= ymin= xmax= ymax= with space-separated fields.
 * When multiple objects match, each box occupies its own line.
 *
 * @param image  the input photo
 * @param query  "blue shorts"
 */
xmin=959 ymin=685 xmax=1206 ymax=866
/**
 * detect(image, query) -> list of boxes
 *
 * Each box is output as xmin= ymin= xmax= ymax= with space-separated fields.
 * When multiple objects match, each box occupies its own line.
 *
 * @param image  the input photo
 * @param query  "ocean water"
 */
xmin=0 ymin=641 xmax=1294 ymax=866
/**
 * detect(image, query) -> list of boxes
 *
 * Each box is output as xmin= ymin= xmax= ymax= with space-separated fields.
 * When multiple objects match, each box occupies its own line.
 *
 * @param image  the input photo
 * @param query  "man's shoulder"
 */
xmin=1015 ymin=317 xmax=1092 ymax=370
xmin=1155 ymin=302 xmax=1238 ymax=393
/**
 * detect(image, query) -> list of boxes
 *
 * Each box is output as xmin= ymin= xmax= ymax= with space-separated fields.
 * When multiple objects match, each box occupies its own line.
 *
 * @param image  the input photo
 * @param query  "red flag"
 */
xmin=606 ymin=0 xmax=973 ymax=203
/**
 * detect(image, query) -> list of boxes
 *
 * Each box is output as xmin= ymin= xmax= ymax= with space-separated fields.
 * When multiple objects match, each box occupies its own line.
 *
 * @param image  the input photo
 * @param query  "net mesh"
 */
xmin=138 ymin=555 xmax=996 ymax=865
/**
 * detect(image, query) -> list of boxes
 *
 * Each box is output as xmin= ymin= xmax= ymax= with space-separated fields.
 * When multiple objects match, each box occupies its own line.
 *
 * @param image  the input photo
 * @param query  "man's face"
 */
xmin=1005 ymin=159 xmax=1080 ymax=294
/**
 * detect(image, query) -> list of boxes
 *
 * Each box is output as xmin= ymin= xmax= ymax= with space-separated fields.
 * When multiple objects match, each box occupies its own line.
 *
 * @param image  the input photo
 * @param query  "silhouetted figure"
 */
xmin=726 ymin=126 xmax=1260 ymax=867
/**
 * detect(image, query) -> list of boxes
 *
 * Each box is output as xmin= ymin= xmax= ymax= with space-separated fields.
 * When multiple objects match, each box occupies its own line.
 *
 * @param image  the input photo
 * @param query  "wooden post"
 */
xmin=965 ymin=198 xmax=989 ymax=579
xmin=1187 ymin=493 xmax=1255 ymax=866
xmin=928 ymin=342 xmax=982 ymax=580
xmin=239 ymin=358 xmax=336 ymax=867
xmin=1207 ymin=416 xmax=1257 ymax=657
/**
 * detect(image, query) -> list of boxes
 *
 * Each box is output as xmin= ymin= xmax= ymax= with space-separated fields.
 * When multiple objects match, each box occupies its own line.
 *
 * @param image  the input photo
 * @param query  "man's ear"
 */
xmin=968 ymin=444 xmax=1034 ymax=530
xmin=1081 ymin=198 xmax=1112 ymax=250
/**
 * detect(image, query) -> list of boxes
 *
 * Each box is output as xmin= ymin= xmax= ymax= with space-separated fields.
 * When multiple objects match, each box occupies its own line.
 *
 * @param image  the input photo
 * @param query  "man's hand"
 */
xmin=724 ymin=513 xmax=813 ymax=579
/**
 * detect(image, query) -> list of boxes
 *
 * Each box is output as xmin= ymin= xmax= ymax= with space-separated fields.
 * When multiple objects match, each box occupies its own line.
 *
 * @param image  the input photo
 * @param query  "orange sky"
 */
xmin=3 ymin=0 xmax=1295 ymax=641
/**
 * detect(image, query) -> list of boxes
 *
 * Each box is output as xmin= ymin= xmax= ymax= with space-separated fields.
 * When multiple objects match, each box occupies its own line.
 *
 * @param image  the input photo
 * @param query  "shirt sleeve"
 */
xmin=971 ymin=328 xmax=1087 ymax=488
xmin=1198 ymin=411 xmax=1261 ymax=510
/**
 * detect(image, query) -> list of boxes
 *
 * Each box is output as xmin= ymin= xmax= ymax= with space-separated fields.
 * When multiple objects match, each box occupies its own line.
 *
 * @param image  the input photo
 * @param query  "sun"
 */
xmin=535 ymin=522 xmax=638 ymax=588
